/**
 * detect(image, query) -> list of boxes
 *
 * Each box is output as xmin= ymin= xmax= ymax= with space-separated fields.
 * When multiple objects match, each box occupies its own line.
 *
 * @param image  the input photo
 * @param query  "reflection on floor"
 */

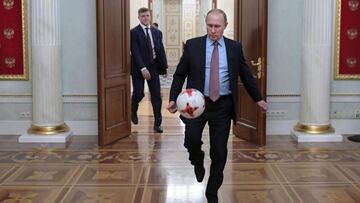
xmin=0 ymin=101 xmax=360 ymax=202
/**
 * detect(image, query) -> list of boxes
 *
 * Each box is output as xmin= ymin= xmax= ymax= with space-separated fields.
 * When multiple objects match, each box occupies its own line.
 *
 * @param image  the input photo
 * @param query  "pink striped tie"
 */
xmin=209 ymin=41 xmax=219 ymax=102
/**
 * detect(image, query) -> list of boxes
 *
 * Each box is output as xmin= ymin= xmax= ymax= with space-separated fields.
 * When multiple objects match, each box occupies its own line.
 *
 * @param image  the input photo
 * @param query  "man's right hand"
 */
xmin=141 ymin=68 xmax=151 ymax=80
xmin=166 ymin=101 xmax=177 ymax=113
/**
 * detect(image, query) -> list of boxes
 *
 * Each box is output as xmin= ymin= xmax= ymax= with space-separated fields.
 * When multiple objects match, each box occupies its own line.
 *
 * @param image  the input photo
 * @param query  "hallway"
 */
xmin=0 ymin=100 xmax=360 ymax=202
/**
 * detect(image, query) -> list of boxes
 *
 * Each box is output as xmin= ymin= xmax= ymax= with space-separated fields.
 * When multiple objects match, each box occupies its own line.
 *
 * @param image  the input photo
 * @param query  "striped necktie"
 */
xmin=209 ymin=41 xmax=219 ymax=102
xmin=145 ymin=28 xmax=154 ymax=64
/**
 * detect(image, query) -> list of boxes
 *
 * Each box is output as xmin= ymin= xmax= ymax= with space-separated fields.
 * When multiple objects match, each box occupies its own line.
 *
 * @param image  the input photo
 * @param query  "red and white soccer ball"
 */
xmin=176 ymin=88 xmax=205 ymax=119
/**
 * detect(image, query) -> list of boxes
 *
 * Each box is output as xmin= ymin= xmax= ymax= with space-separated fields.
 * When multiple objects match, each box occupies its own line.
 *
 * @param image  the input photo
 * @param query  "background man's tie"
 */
xmin=145 ymin=28 xmax=154 ymax=64
xmin=209 ymin=41 xmax=219 ymax=101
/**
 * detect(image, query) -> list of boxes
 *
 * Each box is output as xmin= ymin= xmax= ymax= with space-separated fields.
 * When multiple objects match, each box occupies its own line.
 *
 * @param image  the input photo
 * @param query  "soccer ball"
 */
xmin=176 ymin=88 xmax=205 ymax=119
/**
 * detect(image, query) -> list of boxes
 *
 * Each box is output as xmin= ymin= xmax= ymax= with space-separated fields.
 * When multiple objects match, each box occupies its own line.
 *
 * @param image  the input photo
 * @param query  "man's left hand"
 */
xmin=257 ymin=100 xmax=268 ymax=112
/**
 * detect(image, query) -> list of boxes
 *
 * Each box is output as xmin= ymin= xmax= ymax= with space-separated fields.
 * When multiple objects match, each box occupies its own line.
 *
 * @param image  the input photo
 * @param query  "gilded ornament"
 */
xmin=346 ymin=57 xmax=357 ymax=68
xmin=2 ymin=0 xmax=14 ymax=10
xmin=3 ymin=28 xmax=14 ymax=39
xmin=4 ymin=57 xmax=16 ymax=68
xmin=348 ymin=0 xmax=359 ymax=11
xmin=347 ymin=28 xmax=358 ymax=40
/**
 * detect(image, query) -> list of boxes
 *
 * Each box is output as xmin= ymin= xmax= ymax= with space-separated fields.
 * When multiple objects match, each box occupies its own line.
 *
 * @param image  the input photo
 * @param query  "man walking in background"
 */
xmin=131 ymin=7 xmax=168 ymax=133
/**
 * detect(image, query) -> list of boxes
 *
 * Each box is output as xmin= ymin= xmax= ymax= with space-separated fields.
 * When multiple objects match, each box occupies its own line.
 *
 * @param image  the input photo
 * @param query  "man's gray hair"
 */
xmin=205 ymin=8 xmax=228 ymax=24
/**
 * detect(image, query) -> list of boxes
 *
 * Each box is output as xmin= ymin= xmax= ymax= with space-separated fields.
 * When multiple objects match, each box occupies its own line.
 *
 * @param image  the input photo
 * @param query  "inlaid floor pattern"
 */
xmin=0 ymin=100 xmax=360 ymax=202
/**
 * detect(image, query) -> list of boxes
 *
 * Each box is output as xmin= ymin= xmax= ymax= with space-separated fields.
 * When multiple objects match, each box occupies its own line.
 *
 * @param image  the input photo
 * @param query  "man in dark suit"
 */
xmin=167 ymin=9 xmax=267 ymax=202
xmin=131 ymin=7 xmax=168 ymax=133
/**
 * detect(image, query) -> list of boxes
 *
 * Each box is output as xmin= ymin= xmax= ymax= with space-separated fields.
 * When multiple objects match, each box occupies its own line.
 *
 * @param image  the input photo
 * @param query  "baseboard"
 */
xmin=266 ymin=120 xmax=298 ymax=135
xmin=66 ymin=121 xmax=98 ymax=135
xmin=0 ymin=121 xmax=31 ymax=135
xmin=0 ymin=119 xmax=358 ymax=136
xmin=267 ymin=119 xmax=360 ymax=135
xmin=0 ymin=121 xmax=98 ymax=136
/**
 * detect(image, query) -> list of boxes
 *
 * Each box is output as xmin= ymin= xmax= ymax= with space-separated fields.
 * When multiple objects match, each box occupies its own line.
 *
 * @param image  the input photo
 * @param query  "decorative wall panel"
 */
xmin=334 ymin=0 xmax=360 ymax=79
xmin=164 ymin=0 xmax=182 ymax=67
xmin=0 ymin=0 xmax=28 ymax=80
xmin=183 ymin=1 xmax=196 ymax=41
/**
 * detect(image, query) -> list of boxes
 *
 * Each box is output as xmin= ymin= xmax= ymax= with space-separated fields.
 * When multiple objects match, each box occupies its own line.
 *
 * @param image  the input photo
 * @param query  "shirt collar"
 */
xmin=206 ymin=36 xmax=225 ymax=48
xmin=140 ymin=23 xmax=151 ymax=30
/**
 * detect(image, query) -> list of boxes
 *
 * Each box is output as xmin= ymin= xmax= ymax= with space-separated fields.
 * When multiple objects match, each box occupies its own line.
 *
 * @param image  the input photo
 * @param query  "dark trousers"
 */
xmin=131 ymin=62 xmax=162 ymax=126
xmin=181 ymin=95 xmax=233 ymax=202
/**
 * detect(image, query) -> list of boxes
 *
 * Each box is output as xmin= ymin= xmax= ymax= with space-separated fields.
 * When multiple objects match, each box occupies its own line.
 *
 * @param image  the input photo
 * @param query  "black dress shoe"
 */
xmin=131 ymin=112 xmax=138 ymax=125
xmin=153 ymin=125 xmax=163 ymax=133
xmin=194 ymin=152 xmax=205 ymax=182
xmin=206 ymin=191 xmax=218 ymax=203
xmin=194 ymin=163 xmax=205 ymax=182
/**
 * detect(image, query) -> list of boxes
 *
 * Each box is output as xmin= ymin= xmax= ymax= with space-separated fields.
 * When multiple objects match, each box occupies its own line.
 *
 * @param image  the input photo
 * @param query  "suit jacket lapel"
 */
xmin=150 ymin=27 xmax=156 ymax=45
xmin=224 ymin=37 xmax=234 ymax=81
xmin=137 ymin=25 xmax=149 ymax=43
xmin=199 ymin=36 xmax=207 ymax=85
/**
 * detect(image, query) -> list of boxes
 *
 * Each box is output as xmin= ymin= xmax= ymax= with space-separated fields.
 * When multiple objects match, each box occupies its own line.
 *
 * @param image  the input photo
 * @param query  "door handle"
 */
xmin=250 ymin=57 xmax=262 ymax=79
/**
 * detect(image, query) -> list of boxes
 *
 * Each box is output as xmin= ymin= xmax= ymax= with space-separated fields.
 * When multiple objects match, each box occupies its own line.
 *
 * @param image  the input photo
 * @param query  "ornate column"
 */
xmin=292 ymin=0 xmax=342 ymax=142
xmin=19 ymin=0 xmax=72 ymax=143
xmin=197 ymin=0 xmax=212 ymax=36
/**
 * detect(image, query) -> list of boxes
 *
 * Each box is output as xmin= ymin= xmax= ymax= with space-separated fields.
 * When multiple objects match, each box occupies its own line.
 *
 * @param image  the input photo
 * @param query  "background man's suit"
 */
xmin=131 ymin=24 xmax=167 ymax=127
xmin=169 ymin=35 xmax=262 ymax=202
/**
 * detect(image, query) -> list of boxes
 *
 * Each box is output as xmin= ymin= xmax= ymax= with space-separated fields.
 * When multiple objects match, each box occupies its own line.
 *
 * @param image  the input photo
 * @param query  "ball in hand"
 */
xmin=176 ymin=88 xmax=205 ymax=119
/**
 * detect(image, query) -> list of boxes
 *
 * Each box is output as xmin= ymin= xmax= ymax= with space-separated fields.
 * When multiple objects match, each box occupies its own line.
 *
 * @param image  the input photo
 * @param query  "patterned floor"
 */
xmin=0 ymin=102 xmax=360 ymax=202
xmin=160 ymin=69 xmax=175 ymax=88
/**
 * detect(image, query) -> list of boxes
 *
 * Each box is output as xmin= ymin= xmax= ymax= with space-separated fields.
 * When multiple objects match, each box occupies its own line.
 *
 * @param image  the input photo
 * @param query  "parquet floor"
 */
xmin=0 ymin=100 xmax=360 ymax=202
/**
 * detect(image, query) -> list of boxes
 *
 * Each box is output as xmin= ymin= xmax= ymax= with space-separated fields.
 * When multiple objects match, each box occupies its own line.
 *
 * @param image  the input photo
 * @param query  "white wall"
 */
xmin=267 ymin=0 xmax=303 ymax=95
xmin=61 ymin=0 xmax=97 ymax=95
xmin=130 ymin=0 xmax=149 ymax=29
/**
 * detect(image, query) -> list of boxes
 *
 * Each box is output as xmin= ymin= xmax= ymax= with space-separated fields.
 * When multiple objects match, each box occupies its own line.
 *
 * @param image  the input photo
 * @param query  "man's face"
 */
xmin=138 ymin=11 xmax=151 ymax=26
xmin=206 ymin=12 xmax=228 ymax=41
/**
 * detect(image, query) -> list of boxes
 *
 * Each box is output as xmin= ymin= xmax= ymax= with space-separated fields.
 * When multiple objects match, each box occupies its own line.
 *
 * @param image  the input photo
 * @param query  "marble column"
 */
xmin=197 ymin=0 xmax=212 ymax=36
xmin=19 ymin=0 xmax=72 ymax=143
xmin=292 ymin=0 xmax=342 ymax=142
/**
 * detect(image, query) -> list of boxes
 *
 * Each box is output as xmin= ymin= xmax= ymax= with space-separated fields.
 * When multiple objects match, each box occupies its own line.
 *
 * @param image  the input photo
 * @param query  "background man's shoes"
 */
xmin=153 ymin=126 xmax=163 ymax=133
xmin=131 ymin=112 xmax=138 ymax=125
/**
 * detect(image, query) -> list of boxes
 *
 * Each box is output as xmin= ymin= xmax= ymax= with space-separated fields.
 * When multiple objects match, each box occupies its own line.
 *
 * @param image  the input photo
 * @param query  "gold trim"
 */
xmin=27 ymin=123 xmax=70 ymax=135
xmin=294 ymin=123 xmax=335 ymax=134
xmin=0 ymin=0 xmax=29 ymax=80
xmin=334 ymin=0 xmax=360 ymax=80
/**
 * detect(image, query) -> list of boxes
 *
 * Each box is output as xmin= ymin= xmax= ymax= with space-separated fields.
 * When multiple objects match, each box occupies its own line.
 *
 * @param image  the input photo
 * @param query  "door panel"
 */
xmin=97 ymin=0 xmax=131 ymax=146
xmin=233 ymin=0 xmax=267 ymax=146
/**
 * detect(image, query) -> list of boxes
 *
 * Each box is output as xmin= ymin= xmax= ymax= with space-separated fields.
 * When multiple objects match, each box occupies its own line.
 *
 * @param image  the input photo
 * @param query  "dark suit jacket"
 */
xmin=131 ymin=25 xmax=168 ymax=76
xmin=169 ymin=35 xmax=262 ymax=119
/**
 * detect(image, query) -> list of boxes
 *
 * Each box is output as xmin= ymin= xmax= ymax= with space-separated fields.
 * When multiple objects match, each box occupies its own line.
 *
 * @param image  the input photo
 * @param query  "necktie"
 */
xmin=145 ymin=28 xmax=154 ymax=64
xmin=209 ymin=41 xmax=219 ymax=102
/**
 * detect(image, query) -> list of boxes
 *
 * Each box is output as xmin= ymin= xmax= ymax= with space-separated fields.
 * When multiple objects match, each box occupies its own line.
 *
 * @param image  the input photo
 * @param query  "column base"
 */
xmin=294 ymin=123 xmax=334 ymax=134
xmin=19 ymin=131 xmax=73 ymax=143
xmin=291 ymin=130 xmax=343 ymax=142
xmin=27 ymin=123 xmax=70 ymax=135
